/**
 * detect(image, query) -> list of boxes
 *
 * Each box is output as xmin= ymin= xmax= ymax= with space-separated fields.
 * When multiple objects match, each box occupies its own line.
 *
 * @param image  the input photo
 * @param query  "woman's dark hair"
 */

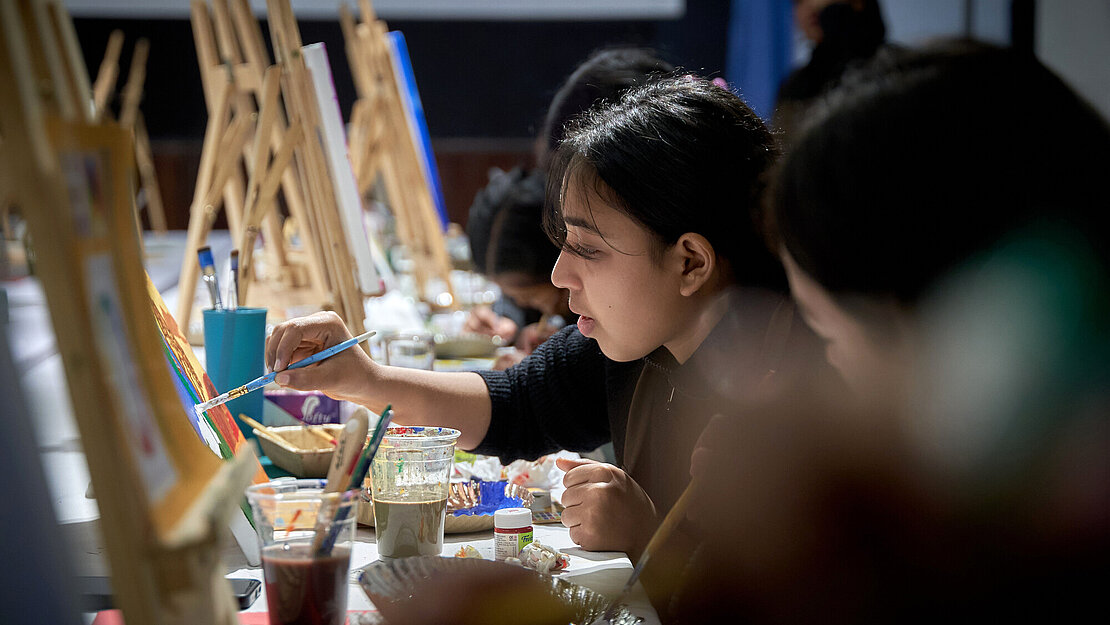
xmin=465 ymin=167 xmax=551 ymax=280
xmin=544 ymin=75 xmax=785 ymax=291
xmin=536 ymin=47 xmax=675 ymax=169
xmin=770 ymin=41 xmax=1110 ymax=305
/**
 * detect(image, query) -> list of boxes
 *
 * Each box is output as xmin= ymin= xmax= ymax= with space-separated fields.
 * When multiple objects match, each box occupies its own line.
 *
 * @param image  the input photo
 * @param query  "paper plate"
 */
xmin=357 ymin=556 xmax=643 ymax=625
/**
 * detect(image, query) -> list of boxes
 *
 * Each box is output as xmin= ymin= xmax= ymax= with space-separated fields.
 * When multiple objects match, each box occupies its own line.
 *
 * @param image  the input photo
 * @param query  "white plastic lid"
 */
xmin=494 ymin=507 xmax=533 ymax=529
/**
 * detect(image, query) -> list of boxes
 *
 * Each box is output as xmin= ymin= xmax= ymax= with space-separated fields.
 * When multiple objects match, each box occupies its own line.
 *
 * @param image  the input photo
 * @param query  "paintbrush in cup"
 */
xmin=227 ymin=249 xmax=239 ymax=310
xmin=314 ymin=405 xmax=394 ymax=557
xmin=303 ymin=408 xmax=371 ymax=555
xmin=324 ymin=407 xmax=370 ymax=493
xmin=197 ymin=246 xmax=222 ymax=309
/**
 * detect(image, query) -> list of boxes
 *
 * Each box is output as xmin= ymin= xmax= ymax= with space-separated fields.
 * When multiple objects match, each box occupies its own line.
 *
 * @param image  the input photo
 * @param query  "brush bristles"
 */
xmin=197 ymin=246 xmax=214 ymax=268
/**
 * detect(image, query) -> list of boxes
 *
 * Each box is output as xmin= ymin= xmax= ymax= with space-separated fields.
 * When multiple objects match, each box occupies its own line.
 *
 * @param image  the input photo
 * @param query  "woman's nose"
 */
xmin=550 ymin=251 xmax=579 ymax=290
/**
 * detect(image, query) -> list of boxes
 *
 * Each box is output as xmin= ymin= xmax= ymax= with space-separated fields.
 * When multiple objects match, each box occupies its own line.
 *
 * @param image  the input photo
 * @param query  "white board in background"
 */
xmin=64 ymin=1 xmax=685 ymax=20
xmin=302 ymin=42 xmax=389 ymax=296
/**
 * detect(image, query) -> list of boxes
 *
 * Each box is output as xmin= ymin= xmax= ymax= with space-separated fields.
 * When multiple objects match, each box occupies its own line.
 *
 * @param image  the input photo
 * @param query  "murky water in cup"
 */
xmin=369 ymin=426 xmax=460 ymax=560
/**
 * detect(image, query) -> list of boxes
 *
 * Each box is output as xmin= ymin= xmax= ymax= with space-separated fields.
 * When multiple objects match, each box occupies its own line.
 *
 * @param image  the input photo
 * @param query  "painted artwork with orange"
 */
xmin=145 ymin=274 xmax=268 ymax=485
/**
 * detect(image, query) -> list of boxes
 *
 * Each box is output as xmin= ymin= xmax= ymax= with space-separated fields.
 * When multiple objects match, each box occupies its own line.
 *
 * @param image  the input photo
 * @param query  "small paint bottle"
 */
xmin=494 ymin=507 xmax=533 ymax=561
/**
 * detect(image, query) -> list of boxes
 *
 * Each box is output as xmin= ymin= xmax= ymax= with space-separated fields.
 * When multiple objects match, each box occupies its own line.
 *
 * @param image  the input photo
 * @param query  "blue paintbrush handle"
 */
xmin=195 ymin=329 xmax=376 ymax=414
xmin=284 ymin=329 xmax=377 ymax=372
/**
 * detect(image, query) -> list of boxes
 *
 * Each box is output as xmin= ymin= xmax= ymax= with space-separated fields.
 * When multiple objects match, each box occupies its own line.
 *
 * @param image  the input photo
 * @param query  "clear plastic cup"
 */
xmin=383 ymin=331 xmax=436 ymax=370
xmin=369 ymin=426 xmax=461 ymax=560
xmin=245 ymin=479 xmax=358 ymax=625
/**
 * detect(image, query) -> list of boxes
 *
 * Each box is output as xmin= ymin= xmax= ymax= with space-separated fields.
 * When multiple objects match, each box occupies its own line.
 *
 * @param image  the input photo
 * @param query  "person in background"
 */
xmin=773 ymin=0 xmax=889 ymax=148
xmin=463 ymin=165 xmax=571 ymax=367
xmin=680 ymin=41 xmax=1110 ymax=623
xmin=266 ymin=76 xmax=822 ymax=568
xmin=463 ymin=47 xmax=674 ymax=366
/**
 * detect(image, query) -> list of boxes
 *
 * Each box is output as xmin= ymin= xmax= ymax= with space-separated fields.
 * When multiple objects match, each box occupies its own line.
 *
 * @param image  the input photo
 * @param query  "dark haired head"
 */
xmin=544 ymin=75 xmax=784 ymax=291
xmin=465 ymin=167 xmax=551 ymax=280
xmin=770 ymin=40 xmax=1110 ymax=306
xmin=536 ymin=47 xmax=675 ymax=169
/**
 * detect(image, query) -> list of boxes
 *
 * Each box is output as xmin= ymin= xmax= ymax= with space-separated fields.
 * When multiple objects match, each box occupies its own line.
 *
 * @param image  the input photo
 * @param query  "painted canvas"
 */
xmin=388 ymin=30 xmax=448 ymax=230
xmin=146 ymin=274 xmax=268 ymax=486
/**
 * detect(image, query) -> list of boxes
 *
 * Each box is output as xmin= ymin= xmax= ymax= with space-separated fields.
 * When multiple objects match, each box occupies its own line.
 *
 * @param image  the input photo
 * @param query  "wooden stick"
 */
xmin=307 ymin=425 xmax=337 ymax=447
xmin=118 ymin=37 xmax=148 ymax=129
xmin=239 ymin=118 xmax=302 ymax=301
xmin=231 ymin=0 xmax=301 ymax=289
xmin=92 ymin=29 xmax=124 ymax=121
xmin=47 ymin=0 xmax=92 ymax=120
xmin=238 ymin=414 xmax=299 ymax=450
xmin=175 ymin=78 xmax=232 ymax=328
xmin=133 ymin=111 xmax=168 ymax=233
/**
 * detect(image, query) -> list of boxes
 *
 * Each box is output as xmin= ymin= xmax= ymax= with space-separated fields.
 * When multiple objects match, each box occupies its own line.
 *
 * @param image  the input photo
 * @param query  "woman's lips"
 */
xmin=576 ymin=315 xmax=596 ymax=336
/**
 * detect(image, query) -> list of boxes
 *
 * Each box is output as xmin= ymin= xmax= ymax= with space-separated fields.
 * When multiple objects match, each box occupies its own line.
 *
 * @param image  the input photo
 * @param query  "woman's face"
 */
xmin=781 ymin=249 xmax=908 ymax=398
xmin=550 ymin=183 xmax=690 ymax=362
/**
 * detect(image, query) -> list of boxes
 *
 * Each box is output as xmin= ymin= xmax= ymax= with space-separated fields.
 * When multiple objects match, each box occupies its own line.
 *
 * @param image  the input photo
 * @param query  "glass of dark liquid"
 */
xmin=369 ymin=426 xmax=460 ymax=560
xmin=247 ymin=479 xmax=359 ymax=625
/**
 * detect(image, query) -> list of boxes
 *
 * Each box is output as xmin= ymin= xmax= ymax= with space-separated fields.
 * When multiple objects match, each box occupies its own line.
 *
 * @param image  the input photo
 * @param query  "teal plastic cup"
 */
xmin=203 ymin=307 xmax=267 ymax=438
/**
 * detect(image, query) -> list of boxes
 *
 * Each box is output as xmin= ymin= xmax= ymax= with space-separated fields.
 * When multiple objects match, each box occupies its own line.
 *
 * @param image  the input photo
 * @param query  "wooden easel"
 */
xmin=342 ymin=0 xmax=457 ymax=306
xmin=0 ymin=2 xmax=254 ymax=623
xmin=176 ymin=0 xmax=369 ymax=338
xmin=88 ymin=30 xmax=169 ymax=233
xmin=263 ymin=0 xmax=368 ymax=334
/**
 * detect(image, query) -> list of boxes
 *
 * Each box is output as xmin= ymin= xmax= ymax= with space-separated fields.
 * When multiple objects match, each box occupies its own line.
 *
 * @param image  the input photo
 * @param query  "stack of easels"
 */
xmin=342 ymin=0 xmax=457 ymax=306
xmin=90 ymin=29 xmax=168 ymax=235
xmin=176 ymin=0 xmax=374 ymax=339
xmin=0 ymin=1 xmax=255 ymax=623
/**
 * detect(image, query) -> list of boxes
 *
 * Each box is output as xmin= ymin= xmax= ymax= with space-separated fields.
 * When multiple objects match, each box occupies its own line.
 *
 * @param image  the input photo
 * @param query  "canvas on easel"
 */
xmin=0 ymin=2 xmax=257 ymax=622
xmin=147 ymin=272 xmax=269 ymax=566
xmin=341 ymin=0 xmax=457 ymax=307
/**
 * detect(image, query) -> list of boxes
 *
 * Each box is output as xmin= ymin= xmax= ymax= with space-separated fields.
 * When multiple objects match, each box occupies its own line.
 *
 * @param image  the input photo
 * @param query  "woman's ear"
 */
xmin=675 ymin=233 xmax=716 ymax=296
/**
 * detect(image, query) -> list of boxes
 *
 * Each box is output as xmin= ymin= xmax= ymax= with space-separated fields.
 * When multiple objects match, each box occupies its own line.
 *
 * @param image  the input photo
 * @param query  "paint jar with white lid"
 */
xmin=493 ymin=507 xmax=533 ymax=561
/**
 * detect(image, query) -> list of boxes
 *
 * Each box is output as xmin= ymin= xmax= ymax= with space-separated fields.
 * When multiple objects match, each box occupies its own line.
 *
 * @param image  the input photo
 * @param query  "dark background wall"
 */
xmin=71 ymin=4 xmax=730 ymax=227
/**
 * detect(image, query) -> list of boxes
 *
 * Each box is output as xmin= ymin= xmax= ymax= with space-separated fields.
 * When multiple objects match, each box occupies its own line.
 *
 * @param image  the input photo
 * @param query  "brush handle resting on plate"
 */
xmin=194 ymin=330 xmax=376 ymax=414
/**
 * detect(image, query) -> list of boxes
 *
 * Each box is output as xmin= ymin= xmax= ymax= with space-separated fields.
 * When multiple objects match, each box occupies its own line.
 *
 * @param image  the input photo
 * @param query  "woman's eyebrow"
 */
xmin=563 ymin=215 xmax=602 ymax=234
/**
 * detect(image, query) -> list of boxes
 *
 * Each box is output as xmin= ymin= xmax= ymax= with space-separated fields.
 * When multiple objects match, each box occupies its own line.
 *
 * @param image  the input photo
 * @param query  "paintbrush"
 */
xmin=315 ymin=405 xmax=394 ymax=557
xmin=324 ymin=407 xmax=370 ymax=492
xmin=238 ymin=413 xmax=298 ymax=449
xmin=591 ymin=479 xmax=700 ymax=624
xmin=194 ymin=330 xmax=375 ymax=415
xmin=227 ymin=249 xmax=239 ymax=311
xmin=197 ymin=246 xmax=222 ymax=309
xmin=305 ymin=407 xmax=372 ymax=555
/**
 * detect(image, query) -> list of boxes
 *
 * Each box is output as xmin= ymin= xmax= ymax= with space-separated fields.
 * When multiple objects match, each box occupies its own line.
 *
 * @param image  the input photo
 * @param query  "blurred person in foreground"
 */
xmin=463 ymin=47 xmax=674 ymax=368
xmin=678 ymin=41 xmax=1110 ymax=623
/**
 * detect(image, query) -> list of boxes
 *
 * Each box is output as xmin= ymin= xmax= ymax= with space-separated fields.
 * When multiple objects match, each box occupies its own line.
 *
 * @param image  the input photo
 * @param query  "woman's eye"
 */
xmin=568 ymin=243 xmax=600 ymax=259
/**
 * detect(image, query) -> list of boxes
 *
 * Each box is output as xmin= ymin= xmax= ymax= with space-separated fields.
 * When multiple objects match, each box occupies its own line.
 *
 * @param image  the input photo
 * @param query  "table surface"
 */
xmin=228 ymin=523 xmax=658 ymax=622
xmin=6 ymin=230 xmax=659 ymax=624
